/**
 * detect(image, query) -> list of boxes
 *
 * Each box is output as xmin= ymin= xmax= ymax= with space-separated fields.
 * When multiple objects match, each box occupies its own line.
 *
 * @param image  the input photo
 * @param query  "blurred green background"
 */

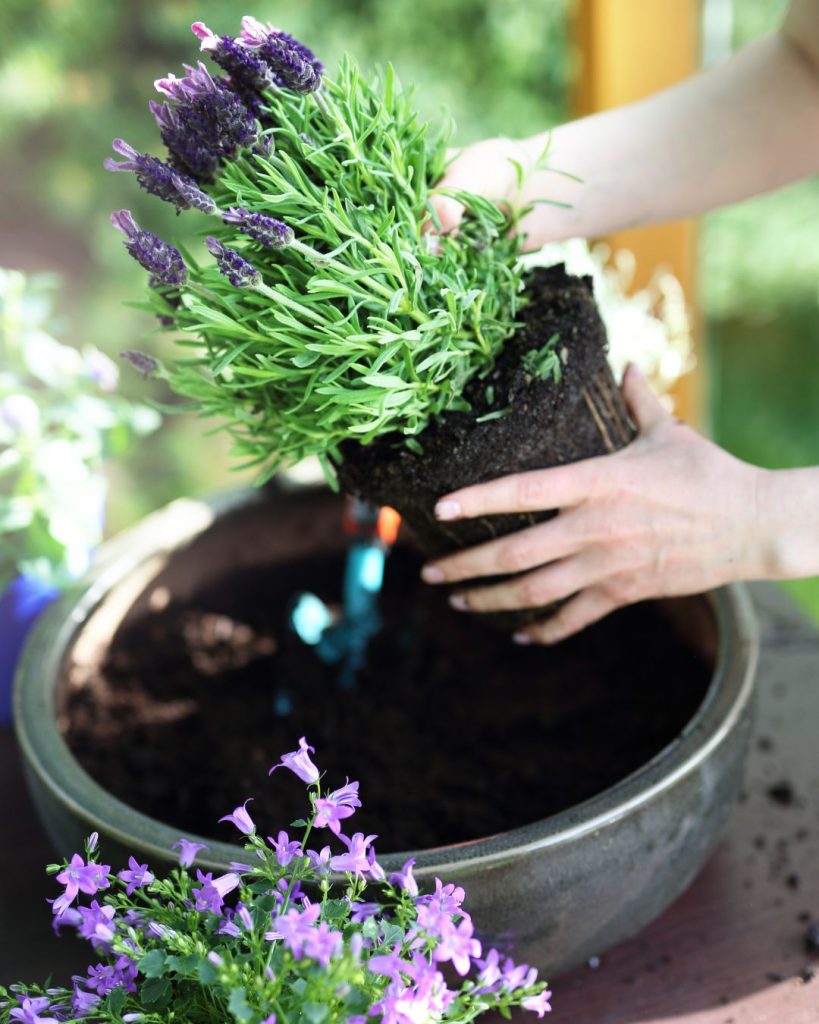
xmin=0 ymin=0 xmax=817 ymax=617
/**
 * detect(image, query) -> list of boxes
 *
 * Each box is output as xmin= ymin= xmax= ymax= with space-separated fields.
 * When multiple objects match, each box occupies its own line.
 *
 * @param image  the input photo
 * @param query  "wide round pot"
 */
xmin=15 ymin=480 xmax=758 ymax=976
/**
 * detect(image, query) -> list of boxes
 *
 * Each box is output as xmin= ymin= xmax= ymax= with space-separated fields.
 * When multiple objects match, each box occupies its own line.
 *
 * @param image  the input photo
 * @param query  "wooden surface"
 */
xmin=2 ymin=584 xmax=819 ymax=1022
xmin=572 ymin=0 xmax=704 ymax=429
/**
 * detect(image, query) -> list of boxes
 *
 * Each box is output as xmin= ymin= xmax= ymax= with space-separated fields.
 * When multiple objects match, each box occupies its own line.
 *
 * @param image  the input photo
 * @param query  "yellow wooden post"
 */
xmin=572 ymin=0 xmax=703 ymax=427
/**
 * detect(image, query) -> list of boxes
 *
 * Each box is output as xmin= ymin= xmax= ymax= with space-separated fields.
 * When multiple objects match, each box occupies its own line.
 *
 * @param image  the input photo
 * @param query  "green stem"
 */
xmin=313 ymin=88 xmax=377 ymax=190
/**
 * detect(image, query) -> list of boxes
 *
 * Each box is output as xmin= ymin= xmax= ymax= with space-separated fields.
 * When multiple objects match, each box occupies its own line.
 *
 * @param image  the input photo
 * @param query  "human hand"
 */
xmin=421 ymin=365 xmax=774 ymax=644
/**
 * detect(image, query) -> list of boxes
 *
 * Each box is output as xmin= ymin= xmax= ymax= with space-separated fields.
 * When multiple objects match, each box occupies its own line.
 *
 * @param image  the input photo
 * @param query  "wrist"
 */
xmin=752 ymin=466 xmax=819 ymax=580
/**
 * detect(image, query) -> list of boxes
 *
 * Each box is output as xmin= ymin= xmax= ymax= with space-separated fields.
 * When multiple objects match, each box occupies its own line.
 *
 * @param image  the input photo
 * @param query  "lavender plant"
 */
xmin=0 ymin=738 xmax=552 ymax=1023
xmin=108 ymin=16 xmax=534 ymax=483
xmin=0 ymin=269 xmax=160 ymax=590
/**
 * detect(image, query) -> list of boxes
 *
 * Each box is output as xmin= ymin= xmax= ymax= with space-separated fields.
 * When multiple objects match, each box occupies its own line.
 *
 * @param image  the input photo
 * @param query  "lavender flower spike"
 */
xmin=223 ymin=207 xmax=294 ymax=249
xmin=105 ymin=139 xmax=202 ymax=212
xmin=237 ymin=17 xmax=323 ymax=93
xmin=206 ymin=237 xmax=260 ymax=288
xmin=120 ymin=351 xmax=160 ymax=378
xmin=192 ymin=22 xmax=276 ymax=95
xmin=111 ymin=211 xmax=188 ymax=287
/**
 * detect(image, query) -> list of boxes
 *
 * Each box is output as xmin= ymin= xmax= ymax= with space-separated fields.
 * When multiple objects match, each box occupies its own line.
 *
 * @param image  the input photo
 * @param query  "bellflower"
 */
xmin=171 ymin=837 xmax=208 ymax=867
xmin=205 ymin=237 xmax=261 ymax=288
xmin=314 ymin=778 xmax=361 ymax=835
xmin=269 ymin=736 xmax=320 ymax=784
xmin=53 ymin=854 xmax=110 ymax=916
xmin=7 ymin=738 xmax=553 ymax=1022
xmin=111 ymin=211 xmax=188 ymax=287
xmin=219 ymin=798 xmax=256 ymax=835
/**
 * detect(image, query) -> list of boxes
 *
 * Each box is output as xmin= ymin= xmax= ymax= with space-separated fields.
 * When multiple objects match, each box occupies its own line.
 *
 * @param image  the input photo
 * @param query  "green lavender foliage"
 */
xmin=139 ymin=57 xmax=526 ymax=482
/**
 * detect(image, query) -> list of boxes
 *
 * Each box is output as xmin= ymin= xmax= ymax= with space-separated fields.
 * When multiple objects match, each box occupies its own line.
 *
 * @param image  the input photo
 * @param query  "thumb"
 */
xmin=427 ymin=192 xmax=465 ymax=236
xmin=622 ymin=363 xmax=668 ymax=433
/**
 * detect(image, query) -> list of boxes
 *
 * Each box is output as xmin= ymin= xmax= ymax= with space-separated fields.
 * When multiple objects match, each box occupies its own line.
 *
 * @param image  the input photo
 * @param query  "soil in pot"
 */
xmin=59 ymin=536 xmax=712 ymax=854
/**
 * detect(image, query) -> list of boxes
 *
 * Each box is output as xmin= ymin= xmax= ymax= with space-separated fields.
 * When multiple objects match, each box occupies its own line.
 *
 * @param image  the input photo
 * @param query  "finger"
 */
xmin=421 ymin=509 xmax=586 ymax=584
xmin=427 ymin=193 xmax=466 ymax=236
xmin=622 ymin=363 xmax=668 ymax=433
xmin=451 ymin=555 xmax=599 ymax=614
xmin=513 ymin=587 xmax=619 ymax=645
xmin=434 ymin=459 xmax=606 ymax=522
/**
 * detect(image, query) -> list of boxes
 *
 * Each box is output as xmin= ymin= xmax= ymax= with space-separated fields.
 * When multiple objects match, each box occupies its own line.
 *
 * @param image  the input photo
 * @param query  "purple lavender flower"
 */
xmin=205 ymin=237 xmax=260 ymax=288
xmin=314 ymin=779 xmax=361 ymax=835
xmin=120 ymin=350 xmax=160 ymax=378
xmin=268 ymin=830 xmax=303 ymax=867
xmin=192 ymin=22 xmax=277 ymax=96
xmin=9 ymin=997 xmax=59 ymax=1024
xmin=172 ymin=837 xmax=208 ymax=867
xmin=269 ymin=736 xmax=320 ymax=784
xmin=111 ymin=211 xmax=188 ymax=287
xmin=219 ymin=799 xmax=256 ymax=835
xmin=237 ymin=17 xmax=323 ymax=93
xmin=53 ymin=855 xmax=111 ymax=916
xmin=329 ymin=832 xmax=377 ymax=876
xmin=151 ymin=62 xmax=257 ymax=180
xmin=522 ymin=990 xmax=553 ymax=1017
xmin=76 ymin=901 xmax=116 ymax=944
xmin=105 ymin=140 xmax=207 ymax=211
xmin=222 ymin=207 xmax=294 ymax=249
xmin=117 ymin=857 xmax=154 ymax=896
xmin=432 ymin=917 xmax=482 ymax=977
xmin=192 ymin=869 xmax=240 ymax=915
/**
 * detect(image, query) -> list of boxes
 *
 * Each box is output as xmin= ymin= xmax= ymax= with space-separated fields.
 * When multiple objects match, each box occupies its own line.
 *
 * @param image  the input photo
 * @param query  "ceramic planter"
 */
xmin=0 ymin=574 xmax=59 ymax=726
xmin=14 ymin=482 xmax=758 ymax=975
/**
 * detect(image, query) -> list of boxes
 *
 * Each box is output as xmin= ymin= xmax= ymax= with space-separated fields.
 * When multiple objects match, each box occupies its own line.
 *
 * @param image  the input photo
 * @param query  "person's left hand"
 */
xmin=420 ymin=364 xmax=772 ymax=644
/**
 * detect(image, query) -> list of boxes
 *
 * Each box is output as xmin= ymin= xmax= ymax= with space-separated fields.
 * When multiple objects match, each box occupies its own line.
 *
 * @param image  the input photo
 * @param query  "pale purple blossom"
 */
xmin=432 ymin=917 xmax=482 ymax=977
xmin=172 ymin=838 xmax=208 ymax=867
xmin=9 ymin=997 xmax=59 ymax=1024
xmin=71 ymin=988 xmax=101 ymax=1017
xmin=314 ymin=779 xmax=361 ymax=835
xmin=306 ymin=846 xmax=332 ymax=876
xmin=522 ymin=990 xmax=553 ymax=1017
xmin=269 ymin=736 xmax=320 ymax=784
xmin=117 ymin=857 xmax=154 ymax=896
xmin=330 ymin=832 xmax=377 ymax=876
xmin=53 ymin=855 xmax=110 ymax=916
xmin=266 ymin=902 xmax=320 ymax=956
xmin=389 ymin=857 xmax=418 ymax=897
xmin=349 ymin=901 xmax=381 ymax=924
xmin=219 ymin=799 xmax=256 ymax=835
xmin=76 ymin=901 xmax=116 ymax=944
xmin=268 ymin=830 xmax=303 ymax=867
xmin=192 ymin=870 xmax=240 ymax=915
xmin=84 ymin=349 xmax=119 ymax=392
xmin=302 ymin=921 xmax=343 ymax=966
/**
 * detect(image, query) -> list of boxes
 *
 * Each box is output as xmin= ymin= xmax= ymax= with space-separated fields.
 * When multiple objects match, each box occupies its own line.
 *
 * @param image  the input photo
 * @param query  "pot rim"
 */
xmin=14 ymin=484 xmax=758 ymax=877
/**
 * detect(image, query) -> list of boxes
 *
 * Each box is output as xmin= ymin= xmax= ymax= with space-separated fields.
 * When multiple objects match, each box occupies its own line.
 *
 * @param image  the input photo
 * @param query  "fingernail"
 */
xmin=434 ymin=499 xmax=461 ymax=521
xmin=421 ymin=565 xmax=445 ymax=584
xmin=449 ymin=594 xmax=469 ymax=611
xmin=512 ymin=632 xmax=532 ymax=645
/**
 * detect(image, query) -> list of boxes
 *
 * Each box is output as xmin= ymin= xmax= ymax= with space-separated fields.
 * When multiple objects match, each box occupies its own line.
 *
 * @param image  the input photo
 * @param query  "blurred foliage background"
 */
xmin=0 ymin=0 xmax=817 ymax=617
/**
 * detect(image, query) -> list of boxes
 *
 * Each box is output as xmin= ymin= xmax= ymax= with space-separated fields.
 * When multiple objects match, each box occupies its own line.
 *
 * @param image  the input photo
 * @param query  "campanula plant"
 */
xmin=107 ymin=16 xmax=539 ymax=483
xmin=0 ymin=739 xmax=552 ymax=1023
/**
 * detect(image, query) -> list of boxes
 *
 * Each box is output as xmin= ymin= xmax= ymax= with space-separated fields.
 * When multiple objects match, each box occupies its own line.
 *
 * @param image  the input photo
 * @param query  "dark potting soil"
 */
xmin=61 ymin=541 xmax=713 ymax=854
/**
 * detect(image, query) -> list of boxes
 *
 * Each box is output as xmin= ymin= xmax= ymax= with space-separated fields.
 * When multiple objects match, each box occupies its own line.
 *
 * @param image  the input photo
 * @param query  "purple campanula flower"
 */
xmin=222 ymin=207 xmax=293 ymax=249
xmin=53 ymin=855 xmax=111 ymax=916
xmin=71 ymin=987 xmax=100 ymax=1017
xmin=82 ymin=957 xmax=137 ymax=996
xmin=229 ymin=860 xmax=254 ymax=873
xmin=120 ymin=350 xmax=160 ymax=378
xmin=117 ymin=857 xmax=154 ymax=896
xmin=192 ymin=869 xmax=240 ymax=916
xmin=329 ymin=832 xmax=377 ymax=876
xmin=206 ymin=951 xmax=223 ymax=967
xmin=260 ymin=1016 xmax=276 ymax=1024
xmin=474 ymin=948 xmax=503 ymax=991
xmin=306 ymin=846 xmax=332 ymax=876
xmin=367 ymin=845 xmax=386 ymax=882
xmin=9 ymin=997 xmax=59 ymax=1024
xmin=105 ymin=139 xmax=207 ymax=211
xmin=216 ymin=913 xmax=241 ymax=938
xmin=269 ymin=736 xmax=319 ymax=784
xmin=314 ymin=779 xmax=361 ymax=836
xmin=367 ymin=952 xmax=406 ymax=983
xmin=302 ymin=921 xmax=343 ymax=967
xmin=501 ymin=958 xmax=538 ymax=993
xmin=522 ymin=990 xmax=553 ymax=1017
xmin=76 ymin=901 xmax=116 ymax=944
xmin=268 ymin=830 xmax=303 ymax=868
xmin=205 ymin=237 xmax=260 ymax=288
xmin=349 ymin=900 xmax=381 ymax=924
xmin=389 ymin=857 xmax=418 ymax=897
xmin=151 ymin=62 xmax=257 ymax=181
xmin=266 ymin=902 xmax=320 ymax=957
xmin=432 ymin=917 xmax=482 ymax=977
xmin=111 ymin=210 xmax=188 ymax=287
xmin=172 ymin=838 xmax=208 ymax=868
xmin=219 ymin=798 xmax=256 ymax=835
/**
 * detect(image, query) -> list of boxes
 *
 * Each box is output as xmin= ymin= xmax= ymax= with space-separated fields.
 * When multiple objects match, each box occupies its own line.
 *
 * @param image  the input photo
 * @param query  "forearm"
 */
xmin=516 ymin=32 xmax=819 ymax=246
xmin=757 ymin=467 xmax=819 ymax=580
